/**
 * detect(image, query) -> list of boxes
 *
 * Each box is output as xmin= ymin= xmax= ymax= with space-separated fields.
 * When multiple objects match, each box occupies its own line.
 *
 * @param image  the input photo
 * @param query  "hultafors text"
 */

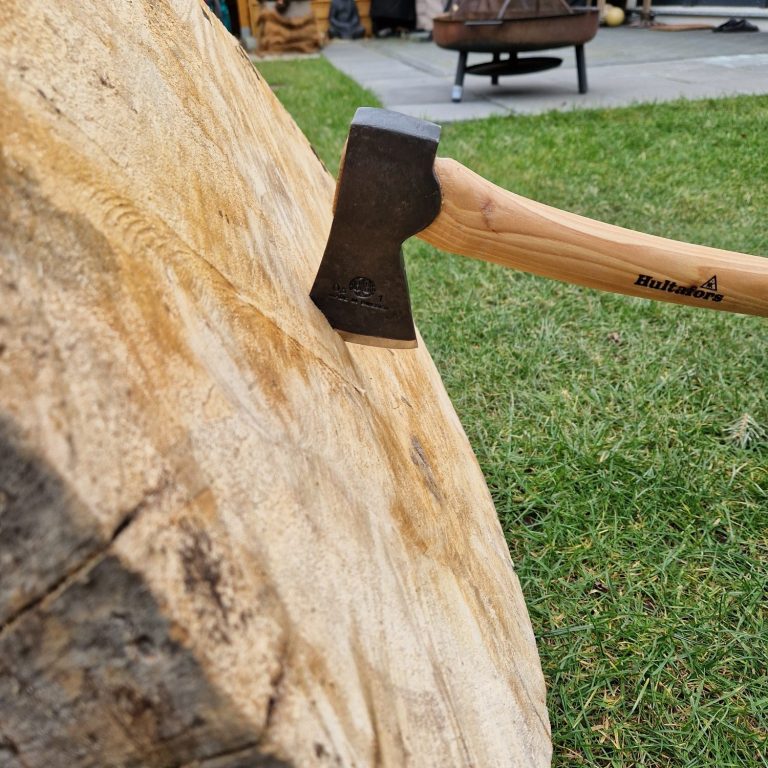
xmin=634 ymin=274 xmax=723 ymax=302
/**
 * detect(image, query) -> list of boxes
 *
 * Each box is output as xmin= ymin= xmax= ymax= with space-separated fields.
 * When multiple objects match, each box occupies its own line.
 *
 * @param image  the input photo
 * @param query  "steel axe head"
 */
xmin=309 ymin=107 xmax=442 ymax=348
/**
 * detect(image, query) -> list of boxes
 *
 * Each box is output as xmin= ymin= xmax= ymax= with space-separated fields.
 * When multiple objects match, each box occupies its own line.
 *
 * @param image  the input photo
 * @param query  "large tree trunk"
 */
xmin=0 ymin=1 xmax=550 ymax=766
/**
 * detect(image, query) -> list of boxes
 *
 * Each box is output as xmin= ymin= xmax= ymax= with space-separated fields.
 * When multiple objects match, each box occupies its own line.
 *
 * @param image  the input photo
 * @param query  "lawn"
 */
xmin=256 ymin=56 xmax=768 ymax=767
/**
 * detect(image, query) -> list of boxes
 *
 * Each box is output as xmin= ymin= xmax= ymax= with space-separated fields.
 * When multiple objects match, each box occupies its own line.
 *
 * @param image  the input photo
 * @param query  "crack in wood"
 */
xmin=0 ymin=478 xmax=170 ymax=639
xmin=176 ymin=740 xmax=293 ymax=768
xmin=264 ymin=635 xmax=289 ymax=735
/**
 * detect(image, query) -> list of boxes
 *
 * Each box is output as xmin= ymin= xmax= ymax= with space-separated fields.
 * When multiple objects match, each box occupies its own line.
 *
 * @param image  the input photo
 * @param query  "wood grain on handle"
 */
xmin=419 ymin=157 xmax=768 ymax=318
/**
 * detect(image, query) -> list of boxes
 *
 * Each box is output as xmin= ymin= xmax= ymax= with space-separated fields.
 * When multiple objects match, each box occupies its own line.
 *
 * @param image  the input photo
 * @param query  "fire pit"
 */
xmin=433 ymin=0 xmax=599 ymax=102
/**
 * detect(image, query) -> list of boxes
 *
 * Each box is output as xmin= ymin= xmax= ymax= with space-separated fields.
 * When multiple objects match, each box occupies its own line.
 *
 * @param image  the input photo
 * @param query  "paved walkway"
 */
xmin=323 ymin=27 xmax=768 ymax=121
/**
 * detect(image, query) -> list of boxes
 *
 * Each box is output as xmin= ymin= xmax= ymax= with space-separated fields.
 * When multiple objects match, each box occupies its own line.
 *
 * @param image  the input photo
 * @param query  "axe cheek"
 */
xmin=310 ymin=108 xmax=443 ymax=347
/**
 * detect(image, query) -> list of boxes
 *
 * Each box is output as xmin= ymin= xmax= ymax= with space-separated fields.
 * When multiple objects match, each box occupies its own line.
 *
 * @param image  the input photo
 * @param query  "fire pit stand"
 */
xmin=433 ymin=1 xmax=599 ymax=103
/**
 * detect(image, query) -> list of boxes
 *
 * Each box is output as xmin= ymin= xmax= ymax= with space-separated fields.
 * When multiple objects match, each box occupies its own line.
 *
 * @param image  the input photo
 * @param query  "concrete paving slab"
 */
xmin=376 ymin=83 xmax=473 ymax=105
xmin=322 ymin=28 xmax=768 ymax=121
xmin=388 ymin=101 xmax=510 ymax=121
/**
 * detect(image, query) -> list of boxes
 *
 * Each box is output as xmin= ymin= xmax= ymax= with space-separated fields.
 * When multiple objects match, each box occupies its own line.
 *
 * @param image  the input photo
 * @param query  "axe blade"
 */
xmin=310 ymin=108 xmax=442 ymax=348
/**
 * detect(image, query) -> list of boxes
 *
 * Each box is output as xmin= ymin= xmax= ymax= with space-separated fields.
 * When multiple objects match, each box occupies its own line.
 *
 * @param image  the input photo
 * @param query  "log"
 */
xmin=0 ymin=1 xmax=551 ymax=765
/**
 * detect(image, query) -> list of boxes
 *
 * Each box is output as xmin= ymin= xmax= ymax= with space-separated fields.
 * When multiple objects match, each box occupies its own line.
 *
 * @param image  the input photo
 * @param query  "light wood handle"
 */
xmin=419 ymin=157 xmax=768 ymax=318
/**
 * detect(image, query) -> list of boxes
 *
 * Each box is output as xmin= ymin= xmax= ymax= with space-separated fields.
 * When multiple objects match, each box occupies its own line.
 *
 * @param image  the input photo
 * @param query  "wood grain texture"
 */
xmin=0 ymin=1 xmax=550 ymax=766
xmin=422 ymin=157 xmax=768 ymax=317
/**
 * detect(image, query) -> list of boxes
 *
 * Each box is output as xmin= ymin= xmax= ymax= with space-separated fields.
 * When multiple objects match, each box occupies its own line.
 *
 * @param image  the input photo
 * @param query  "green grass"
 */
xmin=256 ymin=57 xmax=768 ymax=766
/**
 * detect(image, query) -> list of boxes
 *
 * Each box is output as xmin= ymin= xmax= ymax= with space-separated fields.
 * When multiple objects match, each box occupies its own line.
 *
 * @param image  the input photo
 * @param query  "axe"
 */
xmin=310 ymin=107 xmax=768 ymax=348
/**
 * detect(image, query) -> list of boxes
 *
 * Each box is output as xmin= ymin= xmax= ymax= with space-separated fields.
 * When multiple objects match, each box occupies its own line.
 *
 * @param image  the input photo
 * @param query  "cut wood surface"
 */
xmin=0 ymin=1 xmax=550 ymax=766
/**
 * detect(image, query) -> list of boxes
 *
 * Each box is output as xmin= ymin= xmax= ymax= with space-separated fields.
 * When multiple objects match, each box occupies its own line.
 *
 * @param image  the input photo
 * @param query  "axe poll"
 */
xmin=310 ymin=107 xmax=768 ymax=348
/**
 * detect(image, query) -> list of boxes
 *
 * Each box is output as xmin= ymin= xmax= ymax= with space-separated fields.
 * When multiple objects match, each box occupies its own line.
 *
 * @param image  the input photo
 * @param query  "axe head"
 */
xmin=310 ymin=108 xmax=442 ymax=348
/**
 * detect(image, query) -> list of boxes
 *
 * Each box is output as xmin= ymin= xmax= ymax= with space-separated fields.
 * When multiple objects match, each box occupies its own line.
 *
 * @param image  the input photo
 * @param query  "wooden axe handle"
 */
xmin=420 ymin=158 xmax=768 ymax=318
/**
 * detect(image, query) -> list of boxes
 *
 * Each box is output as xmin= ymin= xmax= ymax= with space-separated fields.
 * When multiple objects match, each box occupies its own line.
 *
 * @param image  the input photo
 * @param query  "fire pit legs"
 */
xmin=575 ymin=43 xmax=587 ymax=93
xmin=452 ymin=50 xmax=468 ymax=102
